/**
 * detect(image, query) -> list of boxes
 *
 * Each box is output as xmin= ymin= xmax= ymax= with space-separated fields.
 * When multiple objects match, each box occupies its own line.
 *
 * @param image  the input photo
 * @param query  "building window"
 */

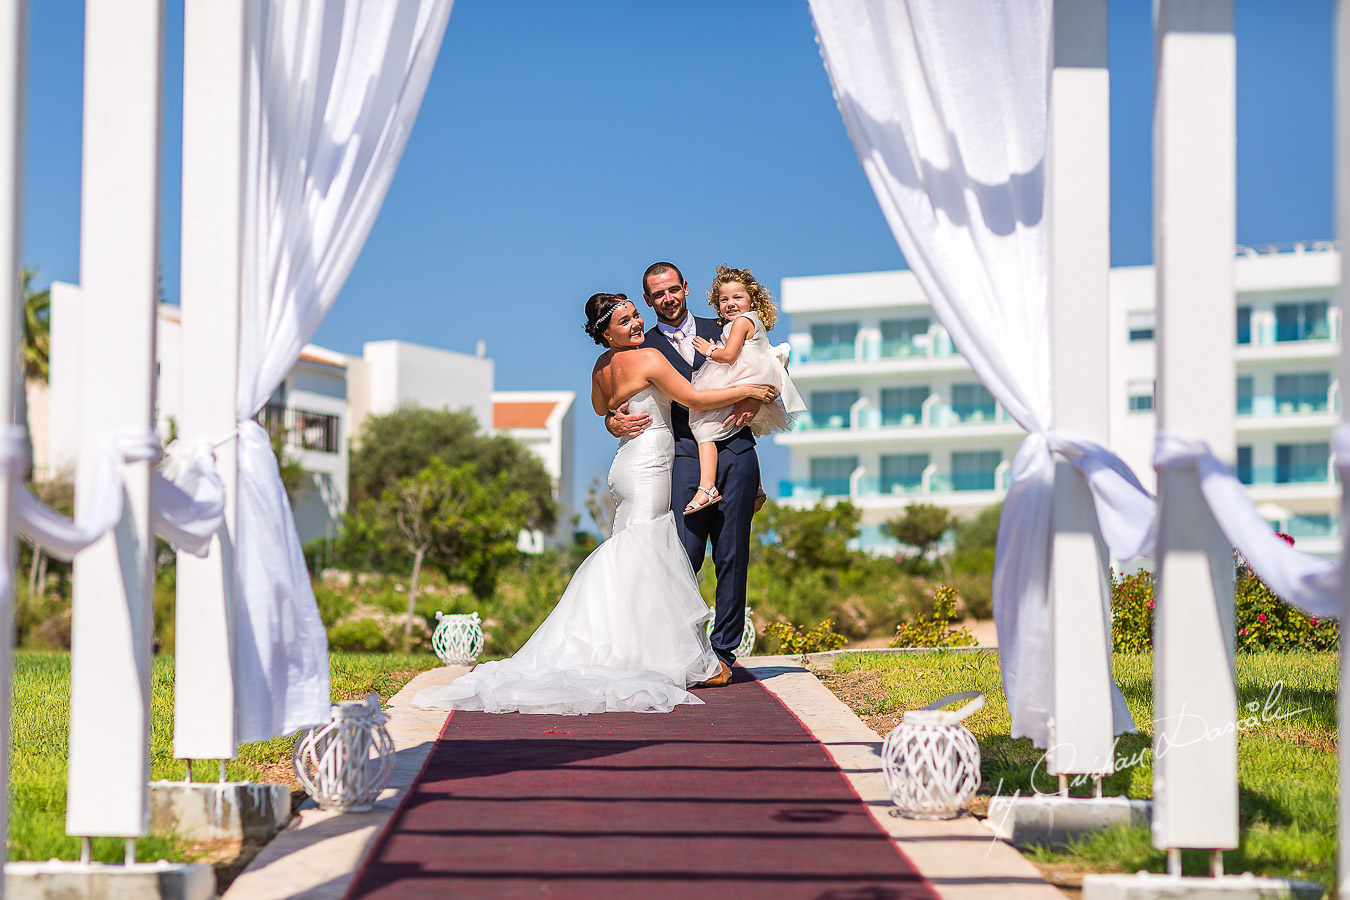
xmin=880 ymin=317 xmax=929 ymax=358
xmin=1237 ymin=446 xmax=1253 ymax=485
xmin=880 ymin=453 xmax=929 ymax=493
xmin=1274 ymin=300 xmax=1330 ymax=342
xmin=257 ymin=404 xmax=341 ymax=454
xmin=1127 ymin=379 xmax=1155 ymax=413
xmin=951 ymin=383 xmax=996 ymax=422
xmin=1236 ymin=376 xmax=1253 ymax=416
xmin=808 ymin=322 xmax=859 ymax=361
xmin=809 ymin=456 xmax=858 ymax=496
xmin=952 ymin=450 xmax=1000 ymax=491
xmin=1275 ymin=441 xmax=1329 ymax=484
xmin=808 ymin=390 xmax=859 ymax=430
xmin=880 ymin=386 xmax=928 ymax=426
xmin=1127 ymin=310 xmax=1155 ymax=342
xmin=1273 ymin=372 xmax=1329 ymax=413
xmin=1236 ymin=306 xmax=1251 ymax=345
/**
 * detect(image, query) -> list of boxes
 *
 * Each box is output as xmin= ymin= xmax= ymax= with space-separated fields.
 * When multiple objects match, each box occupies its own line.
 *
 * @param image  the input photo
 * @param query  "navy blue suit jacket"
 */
xmin=644 ymin=316 xmax=756 ymax=459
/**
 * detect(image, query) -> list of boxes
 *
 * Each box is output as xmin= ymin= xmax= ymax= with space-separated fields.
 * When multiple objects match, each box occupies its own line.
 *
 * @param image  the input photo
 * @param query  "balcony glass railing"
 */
xmin=796 ymin=411 xmax=852 ymax=431
xmin=778 ymin=477 xmax=852 ymax=500
xmin=791 ymin=401 xmax=1015 ymax=433
xmin=1275 ymin=515 xmax=1338 ymax=540
xmin=804 ymin=342 xmax=856 ymax=363
xmin=879 ymin=407 xmax=924 ymax=427
xmin=1237 ymin=394 xmax=1334 ymax=417
xmin=879 ymin=338 xmax=925 ymax=359
xmin=779 ymin=469 xmax=1010 ymax=501
xmin=855 ymin=475 xmax=924 ymax=496
xmin=795 ymin=329 xmax=959 ymax=365
xmin=1237 ymin=464 xmax=1335 ymax=486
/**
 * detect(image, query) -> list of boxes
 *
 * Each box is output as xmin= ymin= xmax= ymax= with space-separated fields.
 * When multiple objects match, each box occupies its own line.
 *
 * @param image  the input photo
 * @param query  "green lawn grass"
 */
xmin=829 ymin=650 xmax=1336 ymax=893
xmin=9 ymin=650 xmax=440 ymax=865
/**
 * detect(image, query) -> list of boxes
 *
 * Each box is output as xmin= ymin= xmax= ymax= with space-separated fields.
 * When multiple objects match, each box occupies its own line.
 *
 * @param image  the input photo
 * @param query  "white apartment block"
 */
xmin=492 ymin=391 xmax=576 ymax=553
xmin=776 ymin=243 xmax=1343 ymax=559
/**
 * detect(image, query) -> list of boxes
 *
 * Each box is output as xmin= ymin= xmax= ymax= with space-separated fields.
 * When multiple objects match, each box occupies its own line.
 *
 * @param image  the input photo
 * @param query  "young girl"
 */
xmin=685 ymin=266 xmax=806 ymax=514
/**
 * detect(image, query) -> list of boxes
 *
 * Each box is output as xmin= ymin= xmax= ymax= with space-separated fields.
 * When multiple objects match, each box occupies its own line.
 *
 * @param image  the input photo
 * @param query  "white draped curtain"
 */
xmin=808 ymin=0 xmax=1153 ymax=746
xmin=234 ymin=0 xmax=453 ymax=741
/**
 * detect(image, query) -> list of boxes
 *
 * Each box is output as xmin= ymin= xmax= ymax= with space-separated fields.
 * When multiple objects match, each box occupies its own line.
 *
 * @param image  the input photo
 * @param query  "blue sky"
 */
xmin=20 ymin=1 xmax=1336 ymax=531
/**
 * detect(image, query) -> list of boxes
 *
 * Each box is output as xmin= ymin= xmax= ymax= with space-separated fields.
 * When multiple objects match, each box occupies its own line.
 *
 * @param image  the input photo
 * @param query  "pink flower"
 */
xmin=1239 ymin=628 xmax=1248 ymax=636
xmin=1310 ymin=618 xmax=1319 ymax=627
xmin=1145 ymin=600 xmax=1155 ymax=610
xmin=1257 ymin=614 xmax=1267 ymax=623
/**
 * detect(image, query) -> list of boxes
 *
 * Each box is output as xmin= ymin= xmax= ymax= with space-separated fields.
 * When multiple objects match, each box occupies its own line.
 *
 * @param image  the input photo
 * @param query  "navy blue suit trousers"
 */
xmin=647 ymin=318 xmax=758 ymax=666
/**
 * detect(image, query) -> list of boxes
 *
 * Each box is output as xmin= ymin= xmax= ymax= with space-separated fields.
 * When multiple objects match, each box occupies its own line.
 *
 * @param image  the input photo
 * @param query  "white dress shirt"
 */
xmin=656 ymin=311 xmax=696 ymax=366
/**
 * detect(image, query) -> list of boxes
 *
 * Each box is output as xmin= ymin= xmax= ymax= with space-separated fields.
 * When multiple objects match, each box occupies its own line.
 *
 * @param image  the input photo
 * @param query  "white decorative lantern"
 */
xmin=706 ymin=606 xmax=757 ymax=658
xmin=881 ymin=691 xmax=983 ymax=819
xmin=432 ymin=611 xmax=484 ymax=665
xmin=292 ymin=694 xmax=396 ymax=813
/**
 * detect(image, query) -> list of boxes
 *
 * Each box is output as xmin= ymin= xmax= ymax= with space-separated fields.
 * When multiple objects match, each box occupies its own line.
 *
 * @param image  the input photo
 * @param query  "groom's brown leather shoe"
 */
xmin=694 ymin=660 xmax=732 ymax=688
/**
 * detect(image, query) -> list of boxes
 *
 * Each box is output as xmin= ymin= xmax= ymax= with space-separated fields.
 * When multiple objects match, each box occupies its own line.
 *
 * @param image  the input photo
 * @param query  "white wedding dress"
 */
xmin=412 ymin=386 xmax=721 ymax=715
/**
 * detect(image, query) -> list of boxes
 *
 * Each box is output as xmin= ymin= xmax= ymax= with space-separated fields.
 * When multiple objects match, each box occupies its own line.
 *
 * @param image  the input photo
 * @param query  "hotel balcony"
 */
xmin=1235 ymin=303 xmax=1341 ymax=362
xmin=786 ymin=326 xmax=973 ymax=381
xmin=778 ymin=462 xmax=1011 ymax=507
xmin=1235 ymin=387 xmax=1340 ymax=435
xmin=779 ymin=395 xmax=1021 ymax=446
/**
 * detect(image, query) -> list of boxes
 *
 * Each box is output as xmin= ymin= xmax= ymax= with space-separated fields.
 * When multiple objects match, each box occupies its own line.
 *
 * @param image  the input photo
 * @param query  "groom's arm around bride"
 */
xmin=604 ymin=261 xmax=760 ymax=679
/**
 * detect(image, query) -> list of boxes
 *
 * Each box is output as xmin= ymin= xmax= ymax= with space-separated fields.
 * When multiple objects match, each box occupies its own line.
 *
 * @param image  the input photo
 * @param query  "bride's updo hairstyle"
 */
xmin=584 ymin=292 xmax=630 ymax=345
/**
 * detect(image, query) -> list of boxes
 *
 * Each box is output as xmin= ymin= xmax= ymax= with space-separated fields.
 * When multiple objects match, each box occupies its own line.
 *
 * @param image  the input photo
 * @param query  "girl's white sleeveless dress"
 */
xmin=688 ymin=310 xmax=806 ymax=443
xmin=411 ymin=386 xmax=720 ymax=715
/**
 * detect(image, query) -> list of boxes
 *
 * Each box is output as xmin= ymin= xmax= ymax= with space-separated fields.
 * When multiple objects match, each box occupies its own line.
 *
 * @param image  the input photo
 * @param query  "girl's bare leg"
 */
xmin=684 ymin=441 xmax=723 ymax=514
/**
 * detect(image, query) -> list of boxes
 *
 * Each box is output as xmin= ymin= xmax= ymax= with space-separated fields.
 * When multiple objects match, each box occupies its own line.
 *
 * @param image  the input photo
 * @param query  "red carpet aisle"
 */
xmin=349 ymin=667 xmax=939 ymax=899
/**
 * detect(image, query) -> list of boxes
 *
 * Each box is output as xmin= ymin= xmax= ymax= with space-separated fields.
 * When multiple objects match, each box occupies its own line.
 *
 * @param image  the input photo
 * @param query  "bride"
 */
xmin=412 ymin=292 xmax=778 ymax=715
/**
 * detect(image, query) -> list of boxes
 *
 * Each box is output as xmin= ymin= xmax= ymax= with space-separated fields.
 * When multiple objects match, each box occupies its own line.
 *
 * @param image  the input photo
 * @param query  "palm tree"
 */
xmin=16 ymin=267 xmax=50 ymax=478
xmin=20 ymin=267 xmax=50 ymax=385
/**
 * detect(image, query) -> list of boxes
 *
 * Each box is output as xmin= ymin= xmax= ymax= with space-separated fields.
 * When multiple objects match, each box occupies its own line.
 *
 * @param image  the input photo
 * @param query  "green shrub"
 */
xmin=328 ymin=616 xmax=394 ymax=653
xmin=889 ymin=585 xmax=977 ymax=648
xmin=1109 ymin=554 xmax=1339 ymax=653
xmin=764 ymin=618 xmax=848 ymax=655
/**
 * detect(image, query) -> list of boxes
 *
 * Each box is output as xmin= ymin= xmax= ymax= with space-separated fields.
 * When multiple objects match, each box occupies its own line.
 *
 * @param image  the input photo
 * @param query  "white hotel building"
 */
xmin=776 ymin=243 xmax=1343 ymax=559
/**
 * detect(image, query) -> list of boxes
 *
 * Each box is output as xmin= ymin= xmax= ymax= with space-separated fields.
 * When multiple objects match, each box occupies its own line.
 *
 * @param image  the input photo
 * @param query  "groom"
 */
xmin=607 ymin=261 xmax=761 ymax=688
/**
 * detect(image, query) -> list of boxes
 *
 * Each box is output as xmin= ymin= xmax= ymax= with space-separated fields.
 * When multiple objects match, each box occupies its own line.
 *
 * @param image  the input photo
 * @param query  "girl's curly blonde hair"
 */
xmin=706 ymin=265 xmax=779 ymax=330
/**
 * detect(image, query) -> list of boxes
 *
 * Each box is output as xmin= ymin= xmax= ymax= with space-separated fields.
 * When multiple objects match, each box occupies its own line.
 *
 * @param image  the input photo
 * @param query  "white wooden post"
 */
xmin=1335 ymin=4 xmax=1350 ymax=896
xmin=1152 ymin=0 xmax=1239 ymax=858
xmin=66 ymin=1 xmax=164 ymax=838
xmin=0 ymin=1 xmax=23 ymax=890
xmin=1046 ymin=0 xmax=1116 ymax=779
xmin=174 ymin=0 xmax=246 ymax=764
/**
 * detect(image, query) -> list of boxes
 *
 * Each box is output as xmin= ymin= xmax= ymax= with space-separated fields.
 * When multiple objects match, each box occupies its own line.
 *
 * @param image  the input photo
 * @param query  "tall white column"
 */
xmin=174 ymin=0 xmax=246 ymax=763
xmin=1335 ymin=4 xmax=1350 ymax=896
xmin=1046 ymin=0 xmax=1115 ymax=778
xmin=1152 ymin=0 xmax=1238 ymax=853
xmin=0 ymin=1 xmax=23 ymax=889
xmin=66 ymin=1 xmax=164 ymax=838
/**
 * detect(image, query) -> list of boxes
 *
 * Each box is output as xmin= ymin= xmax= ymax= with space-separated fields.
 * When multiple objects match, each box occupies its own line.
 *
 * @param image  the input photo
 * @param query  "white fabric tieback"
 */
xmin=1153 ymin=431 xmax=1338 ymax=619
xmin=11 ymin=428 xmax=225 ymax=561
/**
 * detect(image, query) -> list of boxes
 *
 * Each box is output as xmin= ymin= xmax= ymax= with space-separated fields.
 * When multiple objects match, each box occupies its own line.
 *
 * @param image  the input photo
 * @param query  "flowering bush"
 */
xmin=889 ymin=585 xmax=977 ymax=648
xmin=1110 ymin=569 xmax=1155 ymax=653
xmin=764 ymin=618 xmax=849 ymax=655
xmin=1110 ymin=532 xmax=1339 ymax=653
